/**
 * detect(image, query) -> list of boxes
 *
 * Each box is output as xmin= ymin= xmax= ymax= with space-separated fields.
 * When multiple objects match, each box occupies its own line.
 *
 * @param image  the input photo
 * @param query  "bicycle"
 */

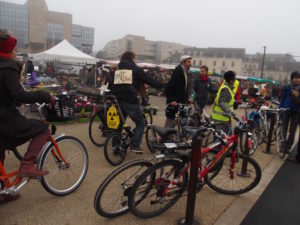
xmin=0 ymin=103 xmax=89 ymax=196
xmin=94 ymin=131 xmax=220 ymax=218
xmin=127 ymin=115 xmax=262 ymax=218
xmin=89 ymin=94 xmax=153 ymax=147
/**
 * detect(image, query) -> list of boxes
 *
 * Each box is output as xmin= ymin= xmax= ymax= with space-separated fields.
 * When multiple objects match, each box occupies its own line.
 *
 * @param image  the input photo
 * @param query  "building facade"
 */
xmin=103 ymin=34 xmax=184 ymax=63
xmin=0 ymin=0 xmax=94 ymax=54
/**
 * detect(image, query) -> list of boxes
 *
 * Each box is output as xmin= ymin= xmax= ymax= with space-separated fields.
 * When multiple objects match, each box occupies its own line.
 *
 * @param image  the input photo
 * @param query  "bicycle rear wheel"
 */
xmin=104 ymin=133 xmax=129 ymax=166
xmin=94 ymin=159 xmax=153 ymax=218
xmin=39 ymin=136 xmax=88 ymax=196
xmin=205 ymin=154 xmax=261 ymax=195
xmin=128 ymin=160 xmax=188 ymax=218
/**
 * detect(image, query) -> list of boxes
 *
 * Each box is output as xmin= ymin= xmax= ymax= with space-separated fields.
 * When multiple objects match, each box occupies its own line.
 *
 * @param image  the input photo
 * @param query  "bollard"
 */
xmin=238 ymin=130 xmax=251 ymax=177
xmin=264 ymin=113 xmax=276 ymax=154
xmin=178 ymin=133 xmax=202 ymax=225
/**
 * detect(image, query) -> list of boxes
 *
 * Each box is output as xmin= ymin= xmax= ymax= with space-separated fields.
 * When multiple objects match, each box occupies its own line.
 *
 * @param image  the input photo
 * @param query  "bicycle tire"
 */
xmin=145 ymin=127 xmax=158 ymax=154
xmin=39 ymin=136 xmax=88 ymax=196
xmin=276 ymin=126 xmax=286 ymax=158
xmin=205 ymin=154 xmax=261 ymax=195
xmin=94 ymin=159 xmax=153 ymax=218
xmin=239 ymin=132 xmax=258 ymax=156
xmin=104 ymin=133 xmax=128 ymax=166
xmin=89 ymin=113 xmax=106 ymax=147
xmin=128 ymin=159 xmax=188 ymax=218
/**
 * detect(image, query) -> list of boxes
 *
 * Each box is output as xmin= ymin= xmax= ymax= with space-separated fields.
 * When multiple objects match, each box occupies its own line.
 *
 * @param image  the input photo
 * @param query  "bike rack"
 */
xmin=178 ymin=134 xmax=202 ymax=225
xmin=264 ymin=113 xmax=276 ymax=154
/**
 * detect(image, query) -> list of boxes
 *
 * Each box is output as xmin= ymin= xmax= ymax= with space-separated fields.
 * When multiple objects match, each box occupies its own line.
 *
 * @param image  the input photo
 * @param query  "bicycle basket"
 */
xmin=43 ymin=94 xmax=75 ymax=122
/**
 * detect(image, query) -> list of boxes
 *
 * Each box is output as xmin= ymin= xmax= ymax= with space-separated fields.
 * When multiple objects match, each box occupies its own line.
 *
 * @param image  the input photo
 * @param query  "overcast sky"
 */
xmin=4 ymin=0 xmax=300 ymax=57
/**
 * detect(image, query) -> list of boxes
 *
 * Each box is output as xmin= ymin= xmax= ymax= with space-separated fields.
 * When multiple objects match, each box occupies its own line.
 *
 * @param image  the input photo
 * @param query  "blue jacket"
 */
xmin=279 ymin=85 xmax=300 ymax=112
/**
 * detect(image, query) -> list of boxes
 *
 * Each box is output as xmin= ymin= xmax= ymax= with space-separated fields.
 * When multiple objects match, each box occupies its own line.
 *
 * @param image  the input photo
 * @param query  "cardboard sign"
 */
xmin=114 ymin=70 xmax=133 ymax=84
xmin=106 ymin=105 xmax=120 ymax=129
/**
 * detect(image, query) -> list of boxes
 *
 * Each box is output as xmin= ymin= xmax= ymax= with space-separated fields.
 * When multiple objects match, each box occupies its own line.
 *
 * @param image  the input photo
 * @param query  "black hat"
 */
xmin=291 ymin=71 xmax=300 ymax=80
xmin=224 ymin=71 xmax=236 ymax=83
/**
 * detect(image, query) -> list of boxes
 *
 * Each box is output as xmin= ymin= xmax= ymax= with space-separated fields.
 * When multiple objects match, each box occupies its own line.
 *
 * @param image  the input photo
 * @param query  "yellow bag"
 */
xmin=106 ymin=105 xmax=120 ymax=129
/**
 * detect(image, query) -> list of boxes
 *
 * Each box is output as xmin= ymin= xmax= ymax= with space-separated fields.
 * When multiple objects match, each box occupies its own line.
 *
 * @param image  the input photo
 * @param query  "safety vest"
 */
xmin=211 ymin=84 xmax=235 ymax=122
xmin=220 ymin=79 xmax=239 ymax=95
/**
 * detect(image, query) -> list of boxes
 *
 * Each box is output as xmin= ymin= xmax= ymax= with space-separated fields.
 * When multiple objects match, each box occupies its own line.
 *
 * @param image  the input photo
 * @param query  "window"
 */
xmin=213 ymin=68 xmax=216 ymax=73
xmin=193 ymin=60 xmax=196 ymax=66
xmin=213 ymin=60 xmax=217 ymax=66
xmin=222 ymin=61 xmax=225 ymax=67
xmin=199 ymin=60 xmax=202 ymax=66
xmin=231 ymin=62 xmax=235 ymax=68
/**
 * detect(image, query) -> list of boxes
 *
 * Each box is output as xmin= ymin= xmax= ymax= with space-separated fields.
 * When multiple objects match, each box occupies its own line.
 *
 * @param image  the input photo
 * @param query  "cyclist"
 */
xmin=110 ymin=51 xmax=165 ymax=153
xmin=0 ymin=30 xmax=55 ymax=181
xmin=211 ymin=71 xmax=236 ymax=134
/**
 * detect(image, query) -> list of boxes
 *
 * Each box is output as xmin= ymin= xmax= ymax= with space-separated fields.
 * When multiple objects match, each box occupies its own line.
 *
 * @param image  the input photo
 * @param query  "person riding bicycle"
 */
xmin=0 ymin=30 xmax=55 ymax=180
xmin=110 ymin=51 xmax=165 ymax=153
xmin=211 ymin=71 xmax=236 ymax=134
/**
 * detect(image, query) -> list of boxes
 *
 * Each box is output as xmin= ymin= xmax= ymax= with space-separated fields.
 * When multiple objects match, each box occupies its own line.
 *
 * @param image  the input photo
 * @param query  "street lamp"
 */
xmin=261 ymin=46 xmax=266 ymax=79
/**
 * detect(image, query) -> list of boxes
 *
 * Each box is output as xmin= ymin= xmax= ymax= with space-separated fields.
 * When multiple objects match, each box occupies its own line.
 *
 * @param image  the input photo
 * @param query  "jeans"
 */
xmin=119 ymin=101 xmax=145 ymax=147
xmin=281 ymin=111 xmax=298 ymax=150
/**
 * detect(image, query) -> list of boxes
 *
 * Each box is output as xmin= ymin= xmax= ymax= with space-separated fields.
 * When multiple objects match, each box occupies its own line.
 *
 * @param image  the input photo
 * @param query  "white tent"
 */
xmin=30 ymin=39 xmax=98 ymax=65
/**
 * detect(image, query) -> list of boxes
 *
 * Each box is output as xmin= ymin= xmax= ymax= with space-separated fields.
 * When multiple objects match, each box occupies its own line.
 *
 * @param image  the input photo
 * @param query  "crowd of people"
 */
xmin=1 ymin=29 xmax=300 ymax=206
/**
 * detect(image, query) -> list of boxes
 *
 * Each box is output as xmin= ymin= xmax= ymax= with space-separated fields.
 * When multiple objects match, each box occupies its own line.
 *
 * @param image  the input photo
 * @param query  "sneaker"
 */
xmin=130 ymin=146 xmax=144 ymax=154
xmin=0 ymin=193 xmax=21 ymax=206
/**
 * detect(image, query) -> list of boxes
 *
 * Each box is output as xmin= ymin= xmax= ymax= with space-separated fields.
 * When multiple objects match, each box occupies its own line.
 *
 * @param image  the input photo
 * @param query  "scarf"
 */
xmin=200 ymin=74 xmax=208 ymax=82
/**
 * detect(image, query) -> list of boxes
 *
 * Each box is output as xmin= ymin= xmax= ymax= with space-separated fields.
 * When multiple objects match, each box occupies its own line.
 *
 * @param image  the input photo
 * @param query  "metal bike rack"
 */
xmin=178 ymin=134 xmax=202 ymax=225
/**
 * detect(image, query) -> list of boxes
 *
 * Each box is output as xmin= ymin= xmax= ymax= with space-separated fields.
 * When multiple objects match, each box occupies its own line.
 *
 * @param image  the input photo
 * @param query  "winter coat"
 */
xmin=165 ymin=65 xmax=190 ymax=104
xmin=192 ymin=76 xmax=217 ymax=108
xmin=0 ymin=57 xmax=51 ymax=149
xmin=111 ymin=60 xmax=165 ymax=104
xmin=279 ymin=85 xmax=300 ymax=112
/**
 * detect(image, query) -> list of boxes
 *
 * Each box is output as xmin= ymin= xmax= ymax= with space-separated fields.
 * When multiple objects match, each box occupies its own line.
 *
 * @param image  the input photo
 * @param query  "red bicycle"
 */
xmin=128 ymin=115 xmax=262 ymax=218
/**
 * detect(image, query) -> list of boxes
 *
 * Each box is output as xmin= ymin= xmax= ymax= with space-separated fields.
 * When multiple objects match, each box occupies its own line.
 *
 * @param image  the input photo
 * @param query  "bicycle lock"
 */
xmin=178 ymin=133 xmax=202 ymax=225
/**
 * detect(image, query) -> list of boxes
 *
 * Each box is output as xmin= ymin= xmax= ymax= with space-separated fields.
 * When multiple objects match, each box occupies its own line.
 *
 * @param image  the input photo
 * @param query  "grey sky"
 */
xmin=5 ymin=0 xmax=300 ymax=57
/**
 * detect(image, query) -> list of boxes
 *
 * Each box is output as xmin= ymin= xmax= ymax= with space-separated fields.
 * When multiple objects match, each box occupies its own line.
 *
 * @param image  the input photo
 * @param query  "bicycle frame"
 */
xmin=0 ymin=134 xmax=69 ymax=195
xmin=155 ymin=131 xmax=240 ymax=195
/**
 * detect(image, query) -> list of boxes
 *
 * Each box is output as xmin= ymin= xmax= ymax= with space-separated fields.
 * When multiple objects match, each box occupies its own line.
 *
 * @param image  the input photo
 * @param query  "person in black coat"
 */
xmin=0 ymin=30 xmax=54 ymax=182
xmin=164 ymin=55 xmax=192 ymax=127
xmin=111 ymin=51 xmax=164 ymax=153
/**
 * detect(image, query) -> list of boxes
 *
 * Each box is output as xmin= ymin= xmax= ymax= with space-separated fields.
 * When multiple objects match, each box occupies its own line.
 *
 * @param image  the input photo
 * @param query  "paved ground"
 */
xmin=0 ymin=96 xmax=280 ymax=225
xmin=241 ymin=146 xmax=300 ymax=225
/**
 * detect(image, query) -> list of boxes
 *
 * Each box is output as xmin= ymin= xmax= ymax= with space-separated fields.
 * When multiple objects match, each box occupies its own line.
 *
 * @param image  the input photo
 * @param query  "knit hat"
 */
xmin=291 ymin=71 xmax=300 ymax=80
xmin=180 ymin=55 xmax=192 ymax=63
xmin=0 ymin=36 xmax=17 ymax=58
xmin=224 ymin=71 xmax=236 ymax=83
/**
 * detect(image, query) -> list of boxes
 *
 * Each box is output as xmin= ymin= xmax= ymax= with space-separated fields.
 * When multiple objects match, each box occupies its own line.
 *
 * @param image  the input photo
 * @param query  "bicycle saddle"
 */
xmin=153 ymin=126 xmax=177 ymax=137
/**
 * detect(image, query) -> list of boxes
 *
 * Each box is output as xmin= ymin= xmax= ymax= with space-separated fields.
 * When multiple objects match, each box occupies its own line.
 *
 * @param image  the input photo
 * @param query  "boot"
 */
xmin=18 ymin=161 xmax=49 ymax=178
xmin=0 ymin=193 xmax=21 ymax=205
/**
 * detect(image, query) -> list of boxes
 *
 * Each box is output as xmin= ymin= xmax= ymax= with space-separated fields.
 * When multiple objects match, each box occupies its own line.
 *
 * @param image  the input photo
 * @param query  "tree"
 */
xmin=95 ymin=50 xmax=106 ymax=59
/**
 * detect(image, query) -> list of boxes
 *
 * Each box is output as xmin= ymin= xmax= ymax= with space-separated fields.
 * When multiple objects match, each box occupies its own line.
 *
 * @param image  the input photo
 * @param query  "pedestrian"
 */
xmin=111 ymin=51 xmax=164 ymax=153
xmin=211 ymin=71 xmax=236 ymax=134
xmin=164 ymin=55 xmax=192 ymax=128
xmin=192 ymin=65 xmax=217 ymax=116
xmin=280 ymin=71 xmax=300 ymax=152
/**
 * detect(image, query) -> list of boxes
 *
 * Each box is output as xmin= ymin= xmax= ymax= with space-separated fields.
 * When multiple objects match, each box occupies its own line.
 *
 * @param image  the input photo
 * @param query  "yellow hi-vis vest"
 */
xmin=221 ymin=79 xmax=240 ymax=96
xmin=211 ymin=84 xmax=234 ymax=122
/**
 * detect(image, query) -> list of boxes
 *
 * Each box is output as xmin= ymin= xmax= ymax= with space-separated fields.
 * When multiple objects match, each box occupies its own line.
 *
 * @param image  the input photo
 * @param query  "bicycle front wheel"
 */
xmin=104 ymin=133 xmax=129 ymax=166
xmin=276 ymin=126 xmax=286 ymax=158
xmin=94 ymin=159 xmax=153 ymax=218
xmin=89 ymin=113 xmax=106 ymax=147
xmin=40 ymin=136 xmax=88 ymax=196
xmin=128 ymin=160 xmax=188 ymax=218
xmin=205 ymin=154 xmax=261 ymax=195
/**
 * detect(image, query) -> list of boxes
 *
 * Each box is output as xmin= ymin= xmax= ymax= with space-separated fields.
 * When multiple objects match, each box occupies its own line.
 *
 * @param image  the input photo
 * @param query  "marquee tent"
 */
xmin=30 ymin=39 xmax=98 ymax=65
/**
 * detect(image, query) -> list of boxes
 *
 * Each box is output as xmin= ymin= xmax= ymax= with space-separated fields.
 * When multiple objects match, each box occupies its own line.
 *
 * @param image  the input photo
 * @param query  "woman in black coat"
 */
xmin=0 ymin=30 xmax=53 ymax=181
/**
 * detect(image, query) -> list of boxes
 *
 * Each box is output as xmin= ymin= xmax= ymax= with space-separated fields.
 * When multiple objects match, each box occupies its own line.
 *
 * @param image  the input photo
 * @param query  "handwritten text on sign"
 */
xmin=114 ymin=70 xmax=133 ymax=84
